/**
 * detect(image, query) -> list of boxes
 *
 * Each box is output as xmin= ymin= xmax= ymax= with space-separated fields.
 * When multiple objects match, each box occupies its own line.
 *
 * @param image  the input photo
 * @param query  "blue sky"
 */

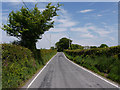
xmin=1 ymin=2 xmax=118 ymax=49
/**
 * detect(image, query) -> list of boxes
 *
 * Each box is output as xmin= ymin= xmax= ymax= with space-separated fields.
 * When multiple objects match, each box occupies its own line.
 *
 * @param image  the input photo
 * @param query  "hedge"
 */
xmin=2 ymin=44 xmax=57 ymax=88
xmin=65 ymin=46 xmax=120 ymax=57
xmin=64 ymin=46 xmax=120 ymax=84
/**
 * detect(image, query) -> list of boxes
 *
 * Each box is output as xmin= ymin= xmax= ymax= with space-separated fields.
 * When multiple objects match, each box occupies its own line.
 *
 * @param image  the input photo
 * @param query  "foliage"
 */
xmin=65 ymin=46 xmax=120 ymax=57
xmin=50 ymin=46 xmax=55 ymax=50
xmin=2 ymin=44 xmax=57 ymax=88
xmin=90 ymin=46 xmax=97 ymax=49
xmin=0 ymin=44 xmax=1 ymax=90
xmin=70 ymin=44 xmax=84 ymax=50
xmin=99 ymin=44 xmax=108 ymax=48
xmin=2 ymin=3 xmax=61 ymax=50
xmin=55 ymin=37 xmax=72 ymax=52
xmin=64 ymin=46 xmax=120 ymax=84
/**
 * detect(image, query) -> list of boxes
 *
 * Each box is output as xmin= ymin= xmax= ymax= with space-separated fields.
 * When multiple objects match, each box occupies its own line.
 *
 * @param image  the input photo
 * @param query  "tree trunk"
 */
xmin=21 ymin=39 xmax=37 ymax=50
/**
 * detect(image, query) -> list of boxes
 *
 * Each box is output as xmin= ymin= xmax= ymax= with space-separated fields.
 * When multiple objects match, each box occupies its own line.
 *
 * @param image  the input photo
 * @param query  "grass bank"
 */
xmin=2 ymin=44 xmax=57 ymax=88
xmin=64 ymin=46 xmax=120 ymax=84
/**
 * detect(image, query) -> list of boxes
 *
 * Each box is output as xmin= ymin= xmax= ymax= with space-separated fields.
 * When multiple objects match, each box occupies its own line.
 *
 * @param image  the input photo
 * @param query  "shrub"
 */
xmin=2 ymin=44 xmax=57 ymax=88
xmin=64 ymin=46 xmax=120 ymax=57
xmin=64 ymin=46 xmax=120 ymax=84
xmin=2 ymin=44 xmax=35 ymax=88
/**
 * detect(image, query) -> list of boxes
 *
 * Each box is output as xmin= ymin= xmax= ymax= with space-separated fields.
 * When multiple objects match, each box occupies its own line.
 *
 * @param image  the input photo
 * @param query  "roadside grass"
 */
xmin=64 ymin=46 xmax=120 ymax=84
xmin=2 ymin=44 xmax=57 ymax=88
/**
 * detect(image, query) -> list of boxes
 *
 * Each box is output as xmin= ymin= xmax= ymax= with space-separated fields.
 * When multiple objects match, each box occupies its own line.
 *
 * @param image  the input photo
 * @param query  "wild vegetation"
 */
xmin=64 ymin=46 xmax=120 ymax=84
xmin=70 ymin=44 xmax=84 ymax=50
xmin=2 ymin=44 xmax=57 ymax=88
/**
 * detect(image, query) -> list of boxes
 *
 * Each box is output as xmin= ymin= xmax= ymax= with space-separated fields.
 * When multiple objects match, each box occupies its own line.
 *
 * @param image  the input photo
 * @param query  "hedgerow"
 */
xmin=2 ymin=44 xmax=57 ymax=88
xmin=64 ymin=46 xmax=120 ymax=84
xmin=65 ymin=46 xmax=120 ymax=57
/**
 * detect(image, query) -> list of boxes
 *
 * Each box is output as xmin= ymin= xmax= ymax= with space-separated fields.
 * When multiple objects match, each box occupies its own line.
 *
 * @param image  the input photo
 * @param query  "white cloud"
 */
xmin=72 ymin=36 xmax=117 ymax=47
xmin=71 ymin=24 xmax=117 ymax=47
xmin=1 ymin=2 xmax=117 ymax=48
xmin=72 ymin=38 xmax=99 ymax=46
xmin=2 ymin=0 xmax=120 ymax=2
xmin=80 ymin=33 xmax=94 ymax=38
xmin=85 ymin=23 xmax=93 ymax=26
xmin=96 ymin=29 xmax=110 ymax=36
xmin=97 ymin=14 xmax=102 ymax=17
xmin=57 ymin=19 xmax=77 ymax=28
xmin=2 ymin=0 xmax=37 ymax=2
xmin=101 ymin=22 xmax=107 ymax=25
xmin=50 ymin=28 xmax=67 ymax=32
xmin=2 ymin=0 xmax=21 ymax=2
xmin=38 ymin=8 xmax=45 ymax=12
xmin=36 ymin=8 xmax=79 ymax=48
xmin=1 ymin=31 xmax=18 ymax=44
xmin=57 ymin=9 xmax=78 ymax=28
xmin=2 ymin=16 xmax=8 ymax=22
xmin=79 ymin=9 xmax=94 ymax=13
xmin=50 ymin=8 xmax=78 ymax=32
xmin=70 ymin=23 xmax=114 ymax=38
xmin=70 ymin=27 xmax=88 ymax=33
xmin=36 ymin=32 xmax=67 ymax=49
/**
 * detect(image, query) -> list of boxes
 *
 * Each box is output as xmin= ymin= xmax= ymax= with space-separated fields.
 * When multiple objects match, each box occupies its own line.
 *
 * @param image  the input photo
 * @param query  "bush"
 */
xmin=64 ymin=46 xmax=120 ymax=57
xmin=2 ymin=44 xmax=35 ymax=88
xmin=64 ymin=46 xmax=120 ymax=84
xmin=2 ymin=44 xmax=57 ymax=88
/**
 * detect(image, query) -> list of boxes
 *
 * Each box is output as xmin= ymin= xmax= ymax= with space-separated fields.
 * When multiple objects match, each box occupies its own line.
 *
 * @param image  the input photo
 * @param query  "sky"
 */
xmin=0 ymin=1 xmax=119 ymax=49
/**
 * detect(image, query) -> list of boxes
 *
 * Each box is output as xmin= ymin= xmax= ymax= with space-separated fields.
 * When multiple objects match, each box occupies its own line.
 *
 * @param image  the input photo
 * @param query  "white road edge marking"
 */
xmin=27 ymin=52 xmax=58 ymax=89
xmin=63 ymin=53 xmax=119 ymax=88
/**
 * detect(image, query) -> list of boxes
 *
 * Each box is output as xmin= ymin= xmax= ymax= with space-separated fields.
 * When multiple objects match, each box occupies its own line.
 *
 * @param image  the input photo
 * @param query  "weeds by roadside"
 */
xmin=2 ymin=44 xmax=57 ymax=88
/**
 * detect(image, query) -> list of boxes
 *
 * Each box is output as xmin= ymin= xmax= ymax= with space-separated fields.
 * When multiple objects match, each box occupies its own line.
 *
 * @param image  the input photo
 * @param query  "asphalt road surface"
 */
xmin=23 ymin=52 xmax=119 ymax=88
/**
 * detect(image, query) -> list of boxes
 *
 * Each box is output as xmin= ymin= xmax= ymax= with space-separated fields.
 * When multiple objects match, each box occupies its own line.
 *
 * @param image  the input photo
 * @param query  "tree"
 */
xmin=2 ymin=3 xmax=61 ymax=50
xmin=90 ymin=46 xmax=97 ymax=49
xmin=55 ymin=37 xmax=72 ymax=52
xmin=50 ymin=46 xmax=55 ymax=50
xmin=99 ymin=44 xmax=108 ymax=48
xmin=71 ymin=44 xmax=83 ymax=50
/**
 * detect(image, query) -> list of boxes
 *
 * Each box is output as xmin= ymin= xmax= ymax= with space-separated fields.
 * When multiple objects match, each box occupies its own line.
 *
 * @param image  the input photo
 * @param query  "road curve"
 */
xmin=23 ymin=52 xmax=118 ymax=88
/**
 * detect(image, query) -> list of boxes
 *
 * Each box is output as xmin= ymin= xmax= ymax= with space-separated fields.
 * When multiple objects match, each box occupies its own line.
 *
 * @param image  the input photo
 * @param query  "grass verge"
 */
xmin=64 ymin=46 xmax=120 ymax=85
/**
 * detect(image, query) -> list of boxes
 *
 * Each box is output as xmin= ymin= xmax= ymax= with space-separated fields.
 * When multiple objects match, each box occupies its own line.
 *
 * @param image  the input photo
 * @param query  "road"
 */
xmin=23 ymin=52 xmax=119 ymax=89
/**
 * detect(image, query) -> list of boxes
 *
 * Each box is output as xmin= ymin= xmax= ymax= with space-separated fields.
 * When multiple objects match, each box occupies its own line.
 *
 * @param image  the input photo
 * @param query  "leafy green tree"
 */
xmin=71 ymin=44 xmax=83 ymax=50
xmin=2 ymin=3 xmax=61 ymax=50
xmin=90 ymin=46 xmax=97 ymax=49
xmin=55 ymin=37 xmax=72 ymax=52
xmin=99 ymin=44 xmax=108 ymax=48
xmin=50 ymin=46 xmax=55 ymax=50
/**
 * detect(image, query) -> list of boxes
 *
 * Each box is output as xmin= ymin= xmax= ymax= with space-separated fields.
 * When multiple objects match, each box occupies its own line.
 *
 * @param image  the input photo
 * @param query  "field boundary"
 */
xmin=63 ymin=52 xmax=119 ymax=88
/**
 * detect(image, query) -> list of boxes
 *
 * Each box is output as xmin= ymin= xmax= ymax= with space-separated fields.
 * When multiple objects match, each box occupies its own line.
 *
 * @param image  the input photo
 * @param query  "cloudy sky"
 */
xmin=1 ymin=1 xmax=118 ymax=49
